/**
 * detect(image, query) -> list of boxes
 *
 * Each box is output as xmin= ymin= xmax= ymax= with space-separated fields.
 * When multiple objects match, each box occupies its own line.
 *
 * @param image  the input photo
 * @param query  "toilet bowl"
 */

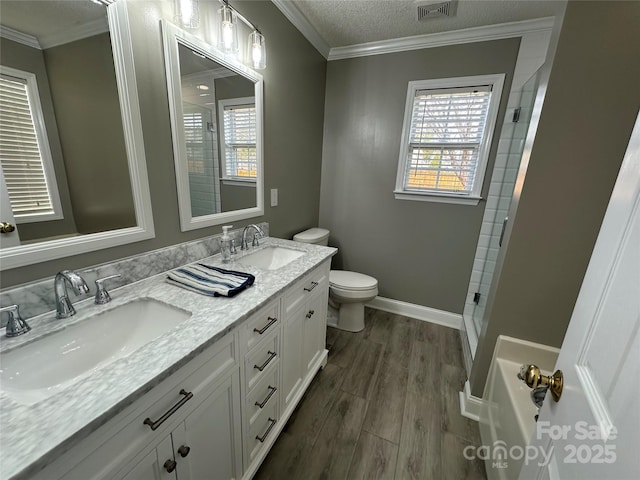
xmin=293 ymin=228 xmax=378 ymax=332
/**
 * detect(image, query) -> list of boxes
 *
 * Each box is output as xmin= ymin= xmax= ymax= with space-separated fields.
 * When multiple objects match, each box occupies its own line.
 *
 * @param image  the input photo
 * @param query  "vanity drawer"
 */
xmin=245 ymin=331 xmax=280 ymax=392
xmin=283 ymin=263 xmax=329 ymax=315
xmin=241 ymin=299 xmax=280 ymax=352
xmin=246 ymin=361 xmax=280 ymax=428
xmin=245 ymin=396 xmax=279 ymax=465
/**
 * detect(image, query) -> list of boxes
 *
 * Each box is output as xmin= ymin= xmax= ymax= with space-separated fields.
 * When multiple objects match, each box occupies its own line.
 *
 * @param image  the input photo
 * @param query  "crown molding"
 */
xmin=328 ymin=16 xmax=555 ymax=61
xmin=0 ymin=25 xmax=41 ymax=49
xmin=38 ymin=17 xmax=109 ymax=49
xmin=270 ymin=0 xmax=331 ymax=59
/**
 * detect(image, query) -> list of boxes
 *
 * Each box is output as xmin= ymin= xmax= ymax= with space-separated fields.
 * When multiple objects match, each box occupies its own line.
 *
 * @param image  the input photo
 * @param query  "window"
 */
xmin=0 ymin=66 xmax=62 ymax=221
xmin=218 ymin=97 xmax=257 ymax=183
xmin=395 ymin=74 xmax=504 ymax=204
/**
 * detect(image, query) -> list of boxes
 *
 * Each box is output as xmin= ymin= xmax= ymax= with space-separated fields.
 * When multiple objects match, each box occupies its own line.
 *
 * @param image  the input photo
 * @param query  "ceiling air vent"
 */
xmin=416 ymin=0 xmax=458 ymax=21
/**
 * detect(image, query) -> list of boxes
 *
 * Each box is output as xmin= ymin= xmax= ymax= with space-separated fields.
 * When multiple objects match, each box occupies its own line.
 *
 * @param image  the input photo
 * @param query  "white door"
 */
xmin=0 ymin=169 xmax=20 ymax=248
xmin=520 ymin=114 xmax=640 ymax=479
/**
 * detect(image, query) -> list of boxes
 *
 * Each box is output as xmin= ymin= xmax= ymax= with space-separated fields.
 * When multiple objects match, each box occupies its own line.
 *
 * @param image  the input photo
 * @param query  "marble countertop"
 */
xmin=0 ymin=237 xmax=336 ymax=480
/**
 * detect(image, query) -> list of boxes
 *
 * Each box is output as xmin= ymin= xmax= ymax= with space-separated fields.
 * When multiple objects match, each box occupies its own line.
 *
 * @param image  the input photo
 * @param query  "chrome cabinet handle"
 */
xmin=253 ymin=351 xmax=276 ymax=372
xmin=177 ymin=445 xmax=191 ymax=458
xmin=253 ymin=316 xmax=277 ymax=335
xmin=256 ymin=418 xmax=276 ymax=443
xmin=304 ymin=281 xmax=318 ymax=292
xmin=306 ymin=309 xmax=315 ymax=319
xmin=255 ymin=386 xmax=277 ymax=409
xmin=143 ymin=389 xmax=193 ymax=431
xmin=164 ymin=459 xmax=177 ymax=473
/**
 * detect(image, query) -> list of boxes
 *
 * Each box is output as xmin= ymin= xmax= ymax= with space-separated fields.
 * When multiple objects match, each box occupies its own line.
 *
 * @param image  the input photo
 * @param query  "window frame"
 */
xmin=0 ymin=65 xmax=63 ymax=222
xmin=218 ymin=96 xmax=257 ymax=186
xmin=394 ymin=74 xmax=505 ymax=205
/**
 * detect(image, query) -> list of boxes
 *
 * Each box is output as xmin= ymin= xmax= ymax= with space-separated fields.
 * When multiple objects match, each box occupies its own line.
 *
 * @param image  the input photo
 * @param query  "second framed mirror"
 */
xmin=162 ymin=20 xmax=264 ymax=232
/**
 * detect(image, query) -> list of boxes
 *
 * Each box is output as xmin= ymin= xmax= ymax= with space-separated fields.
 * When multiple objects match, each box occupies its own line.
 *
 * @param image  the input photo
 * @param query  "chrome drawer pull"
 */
xmin=304 ymin=281 xmax=319 ymax=292
xmin=306 ymin=309 xmax=315 ymax=319
xmin=143 ymin=389 xmax=193 ymax=431
xmin=253 ymin=316 xmax=277 ymax=335
xmin=256 ymin=418 xmax=276 ymax=443
xmin=254 ymin=351 xmax=277 ymax=372
xmin=255 ymin=386 xmax=277 ymax=408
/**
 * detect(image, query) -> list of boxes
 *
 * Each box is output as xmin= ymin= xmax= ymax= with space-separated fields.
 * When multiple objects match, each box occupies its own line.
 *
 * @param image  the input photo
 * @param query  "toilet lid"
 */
xmin=330 ymin=270 xmax=377 ymax=291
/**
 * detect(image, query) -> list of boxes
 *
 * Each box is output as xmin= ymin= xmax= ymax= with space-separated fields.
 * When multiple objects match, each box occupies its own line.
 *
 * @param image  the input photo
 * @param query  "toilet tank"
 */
xmin=293 ymin=227 xmax=329 ymax=246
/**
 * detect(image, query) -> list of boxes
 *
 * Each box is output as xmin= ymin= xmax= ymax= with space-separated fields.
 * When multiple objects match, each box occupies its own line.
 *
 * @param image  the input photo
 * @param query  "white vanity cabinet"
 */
xmin=118 ymin=372 xmax=242 ymax=480
xmin=27 ymin=256 xmax=332 ymax=480
xmin=34 ymin=331 xmax=242 ymax=480
xmin=281 ymin=262 xmax=330 ymax=414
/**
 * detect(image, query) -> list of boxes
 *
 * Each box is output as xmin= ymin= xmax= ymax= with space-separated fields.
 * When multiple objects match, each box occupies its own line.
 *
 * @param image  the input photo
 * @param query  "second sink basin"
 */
xmin=237 ymin=246 xmax=305 ymax=270
xmin=0 ymin=298 xmax=191 ymax=405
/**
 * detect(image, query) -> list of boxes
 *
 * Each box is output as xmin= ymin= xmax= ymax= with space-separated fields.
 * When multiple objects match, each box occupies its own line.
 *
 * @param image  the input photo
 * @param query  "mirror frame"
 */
xmin=0 ymin=0 xmax=155 ymax=270
xmin=161 ymin=20 xmax=264 ymax=232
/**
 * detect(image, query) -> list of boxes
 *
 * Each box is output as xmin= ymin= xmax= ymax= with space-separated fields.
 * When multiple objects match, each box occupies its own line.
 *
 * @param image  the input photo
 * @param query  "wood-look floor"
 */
xmin=254 ymin=308 xmax=487 ymax=480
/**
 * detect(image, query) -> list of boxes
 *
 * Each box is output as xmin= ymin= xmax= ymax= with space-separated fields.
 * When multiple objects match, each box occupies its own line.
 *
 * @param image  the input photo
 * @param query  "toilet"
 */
xmin=293 ymin=228 xmax=378 ymax=332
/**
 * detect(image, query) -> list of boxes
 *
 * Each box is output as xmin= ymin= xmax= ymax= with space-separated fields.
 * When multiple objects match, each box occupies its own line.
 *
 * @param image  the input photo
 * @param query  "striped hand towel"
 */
xmin=167 ymin=263 xmax=255 ymax=298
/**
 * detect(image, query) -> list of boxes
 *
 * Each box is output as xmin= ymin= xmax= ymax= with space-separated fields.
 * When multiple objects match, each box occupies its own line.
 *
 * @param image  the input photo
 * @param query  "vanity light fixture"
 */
xmin=218 ymin=2 xmax=239 ymax=55
xmin=216 ymin=0 xmax=267 ymax=70
xmin=248 ymin=30 xmax=266 ymax=70
xmin=174 ymin=0 xmax=199 ymax=29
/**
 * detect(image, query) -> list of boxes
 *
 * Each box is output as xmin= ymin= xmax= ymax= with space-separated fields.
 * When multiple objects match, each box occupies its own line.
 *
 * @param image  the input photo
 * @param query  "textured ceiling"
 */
xmin=0 ymin=1 xmax=105 ymax=40
xmin=289 ymin=0 xmax=564 ymax=47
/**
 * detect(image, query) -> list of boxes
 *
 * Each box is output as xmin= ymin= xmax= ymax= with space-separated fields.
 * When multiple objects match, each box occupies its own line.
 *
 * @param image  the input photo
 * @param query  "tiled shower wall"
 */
xmin=462 ymin=29 xmax=552 ymax=366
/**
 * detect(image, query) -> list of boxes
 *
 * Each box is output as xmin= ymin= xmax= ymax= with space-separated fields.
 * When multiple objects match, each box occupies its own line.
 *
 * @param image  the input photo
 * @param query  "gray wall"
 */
xmin=0 ymin=37 xmax=77 ymax=241
xmin=44 ymin=33 xmax=136 ymax=234
xmin=470 ymin=0 xmax=640 ymax=396
xmin=2 ymin=0 xmax=326 ymax=288
xmin=319 ymin=39 xmax=520 ymax=314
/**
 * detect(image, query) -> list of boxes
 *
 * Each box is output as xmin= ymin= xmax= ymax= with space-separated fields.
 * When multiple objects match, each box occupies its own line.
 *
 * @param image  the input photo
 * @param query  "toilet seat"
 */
xmin=329 ymin=270 xmax=378 ymax=291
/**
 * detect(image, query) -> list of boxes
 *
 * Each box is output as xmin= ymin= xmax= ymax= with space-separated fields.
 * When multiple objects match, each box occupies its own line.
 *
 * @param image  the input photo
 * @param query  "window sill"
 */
xmin=393 ymin=190 xmax=482 ymax=205
xmin=221 ymin=178 xmax=257 ymax=187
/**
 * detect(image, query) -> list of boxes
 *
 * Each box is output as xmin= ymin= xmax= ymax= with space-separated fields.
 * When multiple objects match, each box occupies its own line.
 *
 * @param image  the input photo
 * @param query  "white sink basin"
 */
xmin=237 ymin=246 xmax=305 ymax=270
xmin=0 ymin=298 xmax=191 ymax=405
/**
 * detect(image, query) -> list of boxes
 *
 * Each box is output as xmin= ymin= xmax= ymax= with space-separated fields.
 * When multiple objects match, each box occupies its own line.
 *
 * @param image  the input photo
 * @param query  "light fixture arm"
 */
xmin=218 ymin=0 xmax=260 ymax=33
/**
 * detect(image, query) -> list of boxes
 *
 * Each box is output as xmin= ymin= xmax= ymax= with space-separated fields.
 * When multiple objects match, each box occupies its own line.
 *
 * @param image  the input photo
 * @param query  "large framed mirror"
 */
xmin=0 ymin=0 xmax=153 ymax=270
xmin=162 ymin=20 xmax=264 ymax=232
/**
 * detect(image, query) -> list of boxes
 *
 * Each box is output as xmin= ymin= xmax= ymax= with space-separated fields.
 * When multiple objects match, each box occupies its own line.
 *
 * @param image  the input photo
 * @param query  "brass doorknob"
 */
xmin=518 ymin=364 xmax=563 ymax=402
xmin=0 ymin=222 xmax=15 ymax=234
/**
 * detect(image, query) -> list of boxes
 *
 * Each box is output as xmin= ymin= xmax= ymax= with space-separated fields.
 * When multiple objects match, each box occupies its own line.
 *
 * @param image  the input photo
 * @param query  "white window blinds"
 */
xmin=0 ymin=73 xmax=56 ymax=217
xmin=222 ymin=103 xmax=257 ymax=179
xmin=405 ymin=85 xmax=492 ymax=195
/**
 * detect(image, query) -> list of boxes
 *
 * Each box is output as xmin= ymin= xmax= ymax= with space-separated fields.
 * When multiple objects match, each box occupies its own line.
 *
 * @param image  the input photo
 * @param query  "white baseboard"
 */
xmin=459 ymin=380 xmax=484 ymax=422
xmin=367 ymin=296 xmax=462 ymax=330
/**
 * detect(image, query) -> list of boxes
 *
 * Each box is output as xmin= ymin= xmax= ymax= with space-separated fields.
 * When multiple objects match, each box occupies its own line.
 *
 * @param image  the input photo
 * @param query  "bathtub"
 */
xmin=479 ymin=336 xmax=559 ymax=480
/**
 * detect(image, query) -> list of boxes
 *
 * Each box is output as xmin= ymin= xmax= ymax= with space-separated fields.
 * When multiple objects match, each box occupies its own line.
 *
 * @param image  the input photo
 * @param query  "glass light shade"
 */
xmin=174 ymin=0 xmax=199 ymax=29
xmin=218 ymin=5 xmax=239 ymax=55
xmin=248 ymin=31 xmax=266 ymax=70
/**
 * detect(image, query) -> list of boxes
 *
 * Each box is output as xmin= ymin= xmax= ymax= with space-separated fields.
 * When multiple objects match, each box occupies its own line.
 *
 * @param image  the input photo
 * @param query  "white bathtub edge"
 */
xmin=460 ymin=380 xmax=484 ymax=422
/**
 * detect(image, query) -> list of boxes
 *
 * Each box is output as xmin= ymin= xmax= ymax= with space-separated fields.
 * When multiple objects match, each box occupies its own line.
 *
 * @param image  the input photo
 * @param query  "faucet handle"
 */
xmin=95 ymin=274 xmax=122 ymax=305
xmin=1 ymin=304 xmax=31 ymax=337
xmin=252 ymin=234 xmax=260 ymax=247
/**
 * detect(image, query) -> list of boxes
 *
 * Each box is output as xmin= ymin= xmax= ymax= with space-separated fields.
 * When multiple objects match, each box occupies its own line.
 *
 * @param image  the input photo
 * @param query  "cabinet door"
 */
xmin=302 ymin=289 xmax=328 ymax=375
xmin=120 ymin=436 xmax=176 ymax=480
xmin=281 ymin=304 xmax=304 ymax=411
xmin=175 ymin=371 xmax=243 ymax=480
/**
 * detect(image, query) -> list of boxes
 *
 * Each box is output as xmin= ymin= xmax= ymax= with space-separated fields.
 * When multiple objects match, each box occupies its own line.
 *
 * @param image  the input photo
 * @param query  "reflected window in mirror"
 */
xmin=219 ymin=97 xmax=257 ymax=182
xmin=0 ymin=67 xmax=63 ymax=223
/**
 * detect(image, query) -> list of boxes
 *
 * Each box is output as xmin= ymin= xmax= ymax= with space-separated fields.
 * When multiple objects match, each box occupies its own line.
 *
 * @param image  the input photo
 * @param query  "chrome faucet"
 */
xmin=55 ymin=270 xmax=90 ymax=319
xmin=241 ymin=224 xmax=265 ymax=250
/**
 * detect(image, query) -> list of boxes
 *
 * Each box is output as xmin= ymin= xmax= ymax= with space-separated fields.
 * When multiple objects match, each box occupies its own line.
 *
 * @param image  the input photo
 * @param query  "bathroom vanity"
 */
xmin=0 ymin=238 xmax=336 ymax=480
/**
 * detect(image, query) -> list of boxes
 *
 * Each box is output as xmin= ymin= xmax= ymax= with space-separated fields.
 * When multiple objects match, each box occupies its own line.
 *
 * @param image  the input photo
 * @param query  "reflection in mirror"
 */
xmin=163 ymin=21 xmax=263 ymax=232
xmin=0 ymin=0 xmax=153 ymax=270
